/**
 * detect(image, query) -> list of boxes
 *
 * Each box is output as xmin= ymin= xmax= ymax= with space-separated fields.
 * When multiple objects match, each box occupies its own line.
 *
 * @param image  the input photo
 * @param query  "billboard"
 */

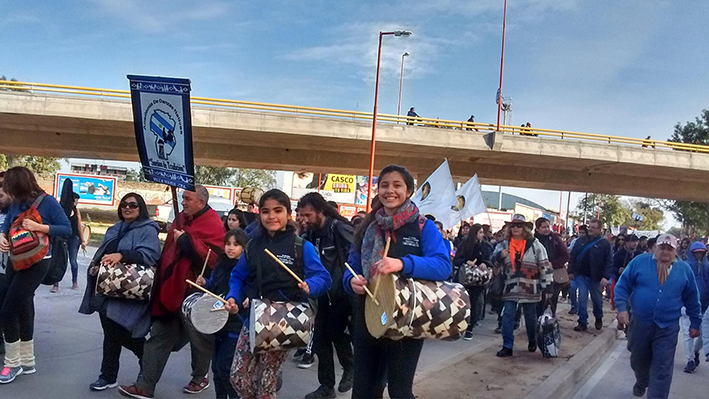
xmin=354 ymin=175 xmax=378 ymax=206
xmin=203 ymin=184 xmax=234 ymax=202
xmin=472 ymin=210 xmax=513 ymax=232
xmin=54 ymin=173 xmax=117 ymax=206
xmin=292 ymin=172 xmax=356 ymax=204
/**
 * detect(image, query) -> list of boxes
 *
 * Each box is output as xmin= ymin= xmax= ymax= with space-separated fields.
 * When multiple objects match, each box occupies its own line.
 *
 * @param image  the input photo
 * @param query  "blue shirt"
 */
xmin=343 ymin=219 xmax=451 ymax=294
xmin=615 ymin=253 xmax=702 ymax=330
xmin=2 ymin=194 xmax=72 ymax=258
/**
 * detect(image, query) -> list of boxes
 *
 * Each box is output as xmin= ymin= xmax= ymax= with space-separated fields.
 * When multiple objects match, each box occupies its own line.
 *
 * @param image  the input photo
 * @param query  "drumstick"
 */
xmin=344 ymin=262 xmax=379 ymax=305
xmin=185 ymin=279 xmax=229 ymax=305
xmin=372 ymin=236 xmax=391 ymax=300
xmin=199 ymin=248 xmax=212 ymax=279
xmin=264 ymin=249 xmax=304 ymax=284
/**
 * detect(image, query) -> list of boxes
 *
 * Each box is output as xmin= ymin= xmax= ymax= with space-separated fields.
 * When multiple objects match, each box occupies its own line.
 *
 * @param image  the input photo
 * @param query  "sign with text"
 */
xmin=292 ymin=172 xmax=356 ymax=204
xmin=54 ymin=173 xmax=117 ymax=207
xmin=128 ymin=75 xmax=195 ymax=190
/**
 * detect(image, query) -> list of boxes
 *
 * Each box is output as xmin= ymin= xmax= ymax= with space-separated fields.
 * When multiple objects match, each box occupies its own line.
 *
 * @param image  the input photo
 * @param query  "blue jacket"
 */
xmin=686 ymin=241 xmax=709 ymax=311
xmin=343 ymin=219 xmax=451 ymax=294
xmin=615 ymin=253 xmax=702 ymax=330
xmin=2 ymin=194 xmax=72 ymax=257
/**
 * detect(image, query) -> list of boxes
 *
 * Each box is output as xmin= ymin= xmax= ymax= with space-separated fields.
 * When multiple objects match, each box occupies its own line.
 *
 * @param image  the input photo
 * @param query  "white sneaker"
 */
xmin=0 ymin=366 xmax=23 ymax=384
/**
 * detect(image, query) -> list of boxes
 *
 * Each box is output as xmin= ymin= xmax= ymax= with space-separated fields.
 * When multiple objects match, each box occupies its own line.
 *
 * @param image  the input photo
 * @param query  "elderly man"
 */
xmin=615 ymin=234 xmax=702 ymax=399
xmin=120 ymin=185 xmax=226 ymax=399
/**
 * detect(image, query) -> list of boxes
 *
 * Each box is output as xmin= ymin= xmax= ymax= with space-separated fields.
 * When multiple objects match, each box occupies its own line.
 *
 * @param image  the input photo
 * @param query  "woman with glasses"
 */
xmin=493 ymin=214 xmax=553 ymax=357
xmin=79 ymin=193 xmax=161 ymax=392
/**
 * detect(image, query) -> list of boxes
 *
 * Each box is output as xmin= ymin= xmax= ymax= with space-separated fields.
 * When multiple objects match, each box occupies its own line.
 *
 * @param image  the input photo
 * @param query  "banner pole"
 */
xmin=171 ymin=186 xmax=179 ymax=218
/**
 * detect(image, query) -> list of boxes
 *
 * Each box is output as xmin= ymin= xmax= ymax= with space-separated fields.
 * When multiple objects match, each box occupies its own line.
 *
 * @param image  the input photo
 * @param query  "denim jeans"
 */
xmin=702 ymin=307 xmax=709 ymax=361
xmin=501 ymin=301 xmax=537 ymax=349
xmin=569 ymin=279 xmax=578 ymax=310
xmin=628 ymin=319 xmax=680 ymax=399
xmin=67 ymin=235 xmax=81 ymax=284
xmin=575 ymin=275 xmax=603 ymax=326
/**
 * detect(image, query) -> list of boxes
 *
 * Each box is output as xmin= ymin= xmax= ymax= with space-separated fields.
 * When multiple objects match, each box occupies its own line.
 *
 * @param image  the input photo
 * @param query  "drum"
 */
xmin=240 ymin=187 xmax=264 ymax=205
xmin=181 ymin=292 xmax=229 ymax=335
xmin=365 ymin=273 xmax=470 ymax=341
xmin=249 ymin=298 xmax=314 ymax=354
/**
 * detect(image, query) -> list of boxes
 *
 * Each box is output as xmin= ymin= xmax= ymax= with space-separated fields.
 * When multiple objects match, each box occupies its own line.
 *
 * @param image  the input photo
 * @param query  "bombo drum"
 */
xmin=365 ymin=273 xmax=470 ymax=341
xmin=181 ymin=292 xmax=228 ymax=335
xmin=240 ymin=187 xmax=264 ymax=206
xmin=249 ymin=298 xmax=314 ymax=353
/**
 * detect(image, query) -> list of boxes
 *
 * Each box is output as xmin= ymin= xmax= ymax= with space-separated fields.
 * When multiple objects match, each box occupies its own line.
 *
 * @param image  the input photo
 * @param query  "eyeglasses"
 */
xmin=510 ymin=225 xmax=523 ymax=229
xmin=120 ymin=202 xmax=139 ymax=210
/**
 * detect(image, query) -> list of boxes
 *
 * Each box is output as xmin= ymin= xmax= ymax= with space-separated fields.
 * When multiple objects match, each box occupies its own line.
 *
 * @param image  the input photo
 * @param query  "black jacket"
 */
xmin=204 ymin=253 xmax=246 ymax=335
xmin=569 ymin=235 xmax=613 ymax=282
xmin=303 ymin=217 xmax=353 ymax=301
xmin=611 ymin=247 xmax=642 ymax=279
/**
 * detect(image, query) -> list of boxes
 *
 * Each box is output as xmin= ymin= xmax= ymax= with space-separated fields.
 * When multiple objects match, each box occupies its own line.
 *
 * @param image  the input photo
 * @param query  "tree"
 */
xmin=666 ymin=109 xmax=709 ymax=235
xmin=125 ymin=168 xmax=148 ymax=182
xmin=575 ymin=193 xmax=630 ymax=228
xmin=194 ymin=166 xmax=275 ymax=190
xmin=622 ymin=201 xmax=663 ymax=230
xmin=0 ymin=154 xmax=61 ymax=177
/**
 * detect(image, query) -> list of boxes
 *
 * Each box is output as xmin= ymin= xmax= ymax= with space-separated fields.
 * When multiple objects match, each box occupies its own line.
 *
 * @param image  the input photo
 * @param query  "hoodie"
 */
xmin=686 ymin=241 xmax=709 ymax=311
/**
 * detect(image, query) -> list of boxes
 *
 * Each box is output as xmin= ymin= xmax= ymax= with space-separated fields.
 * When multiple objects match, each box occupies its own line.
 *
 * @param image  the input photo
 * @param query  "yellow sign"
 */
xmin=323 ymin=174 xmax=355 ymax=194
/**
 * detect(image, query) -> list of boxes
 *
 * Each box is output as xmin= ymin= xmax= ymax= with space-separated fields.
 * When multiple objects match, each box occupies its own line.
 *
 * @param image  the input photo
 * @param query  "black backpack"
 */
xmin=42 ymin=236 xmax=68 ymax=285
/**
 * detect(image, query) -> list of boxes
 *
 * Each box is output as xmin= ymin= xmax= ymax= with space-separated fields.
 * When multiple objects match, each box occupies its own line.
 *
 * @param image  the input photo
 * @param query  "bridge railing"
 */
xmin=1 ymin=80 xmax=706 ymax=154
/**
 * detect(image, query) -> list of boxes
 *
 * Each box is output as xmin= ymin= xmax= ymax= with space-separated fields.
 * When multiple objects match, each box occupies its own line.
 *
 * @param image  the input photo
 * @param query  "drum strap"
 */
xmin=408 ymin=278 xmax=418 ymax=330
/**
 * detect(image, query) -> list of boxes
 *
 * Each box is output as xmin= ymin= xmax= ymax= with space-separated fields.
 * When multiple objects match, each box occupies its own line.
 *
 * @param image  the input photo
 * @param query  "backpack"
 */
xmin=42 ymin=236 xmax=69 ymax=285
xmin=9 ymin=194 xmax=49 ymax=271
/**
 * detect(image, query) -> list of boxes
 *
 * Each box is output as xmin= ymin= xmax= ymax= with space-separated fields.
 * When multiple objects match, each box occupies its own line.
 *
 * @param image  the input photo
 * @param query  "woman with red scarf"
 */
xmin=343 ymin=165 xmax=451 ymax=399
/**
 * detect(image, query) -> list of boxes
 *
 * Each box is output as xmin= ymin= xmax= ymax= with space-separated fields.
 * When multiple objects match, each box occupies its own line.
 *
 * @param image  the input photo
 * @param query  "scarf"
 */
xmin=361 ymin=199 xmax=419 ymax=279
xmin=653 ymin=253 xmax=673 ymax=286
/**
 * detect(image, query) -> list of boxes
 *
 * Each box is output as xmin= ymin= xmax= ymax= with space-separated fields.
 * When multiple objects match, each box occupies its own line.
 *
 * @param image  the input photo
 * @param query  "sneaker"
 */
xmin=90 ymin=377 xmax=118 ymax=391
xmin=21 ymin=366 xmax=36 ymax=375
xmin=496 ymin=347 xmax=513 ymax=357
xmin=684 ymin=360 xmax=697 ymax=373
xmin=338 ymin=369 xmax=353 ymax=393
xmin=632 ymin=382 xmax=646 ymax=397
xmin=50 ymin=285 xmax=59 ymax=293
xmin=119 ymin=385 xmax=153 ymax=399
xmin=0 ymin=366 xmax=23 ymax=384
xmin=595 ymin=318 xmax=603 ymax=330
xmin=305 ymin=385 xmax=337 ymax=399
xmin=494 ymin=326 xmax=502 ymax=334
xmin=574 ymin=323 xmax=587 ymax=332
xmin=298 ymin=353 xmax=316 ymax=369
xmin=183 ymin=377 xmax=209 ymax=394
xmin=569 ymin=308 xmax=578 ymax=315
xmin=463 ymin=331 xmax=474 ymax=341
xmin=293 ymin=348 xmax=307 ymax=361
xmin=528 ymin=342 xmax=537 ymax=353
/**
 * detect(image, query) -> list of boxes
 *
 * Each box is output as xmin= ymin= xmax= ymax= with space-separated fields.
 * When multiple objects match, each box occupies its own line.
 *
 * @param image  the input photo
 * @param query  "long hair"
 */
xmin=354 ymin=165 xmax=415 ymax=247
xmin=224 ymin=207 xmax=248 ymax=231
xmin=59 ymin=178 xmax=74 ymax=217
xmin=458 ymin=223 xmax=484 ymax=260
xmin=117 ymin=192 xmax=150 ymax=221
xmin=503 ymin=224 xmax=534 ymax=241
xmin=297 ymin=192 xmax=349 ymax=224
xmin=257 ymin=189 xmax=296 ymax=232
xmin=3 ymin=166 xmax=43 ymax=203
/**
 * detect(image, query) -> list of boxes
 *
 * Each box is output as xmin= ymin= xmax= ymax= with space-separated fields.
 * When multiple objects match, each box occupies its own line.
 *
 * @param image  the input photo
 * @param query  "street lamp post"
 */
xmin=397 ymin=51 xmax=410 ymax=117
xmin=496 ymin=0 xmax=508 ymax=131
xmin=366 ymin=30 xmax=412 ymax=212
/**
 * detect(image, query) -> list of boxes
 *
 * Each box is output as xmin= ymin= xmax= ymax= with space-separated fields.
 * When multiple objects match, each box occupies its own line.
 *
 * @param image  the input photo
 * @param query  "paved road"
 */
xmin=0 ymin=247 xmax=504 ymax=399
xmin=571 ymin=331 xmax=709 ymax=399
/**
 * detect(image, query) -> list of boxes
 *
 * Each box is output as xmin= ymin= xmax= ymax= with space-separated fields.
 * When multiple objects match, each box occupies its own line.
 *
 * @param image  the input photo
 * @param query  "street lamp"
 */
xmin=496 ymin=0 xmax=508 ymax=131
xmin=366 ymin=30 xmax=412 ymax=212
xmin=397 ymin=51 xmax=410 ymax=117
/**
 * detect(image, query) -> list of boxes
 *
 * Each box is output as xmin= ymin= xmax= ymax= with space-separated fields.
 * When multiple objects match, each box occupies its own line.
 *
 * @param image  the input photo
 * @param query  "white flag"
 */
xmin=450 ymin=174 xmax=487 ymax=223
xmin=411 ymin=159 xmax=457 ymax=229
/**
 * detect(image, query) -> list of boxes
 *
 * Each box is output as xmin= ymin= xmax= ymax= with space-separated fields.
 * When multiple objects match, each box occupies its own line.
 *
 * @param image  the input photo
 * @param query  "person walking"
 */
xmin=615 ymin=234 xmax=702 ymax=398
xmin=52 ymin=192 xmax=86 ymax=292
xmin=493 ymin=214 xmax=553 ymax=357
xmin=568 ymin=219 xmax=612 ymax=332
xmin=680 ymin=241 xmax=709 ymax=373
xmin=119 ymin=185 xmax=226 ymax=399
xmin=453 ymin=223 xmax=492 ymax=340
xmin=534 ymin=217 xmax=569 ymax=316
xmin=406 ymin=107 xmax=419 ymax=125
xmin=224 ymin=189 xmax=331 ymax=399
xmin=0 ymin=172 xmax=10 ymax=356
xmin=567 ymin=224 xmax=587 ymax=315
xmin=344 ymin=165 xmax=451 ymax=399
xmin=79 ymin=193 xmax=161 ymax=391
xmin=298 ymin=192 xmax=355 ymax=399
xmin=0 ymin=166 xmax=72 ymax=383
xmin=611 ymin=234 xmax=641 ymax=310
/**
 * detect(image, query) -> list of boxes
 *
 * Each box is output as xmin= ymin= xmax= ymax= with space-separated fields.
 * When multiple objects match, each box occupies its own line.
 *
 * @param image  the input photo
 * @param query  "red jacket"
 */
xmin=152 ymin=207 xmax=225 ymax=317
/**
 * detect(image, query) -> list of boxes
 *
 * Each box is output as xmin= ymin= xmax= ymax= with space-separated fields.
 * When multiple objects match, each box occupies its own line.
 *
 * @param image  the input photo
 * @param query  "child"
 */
xmin=224 ymin=189 xmax=331 ymax=399
xmin=196 ymin=228 xmax=249 ymax=399
xmin=343 ymin=165 xmax=451 ymax=399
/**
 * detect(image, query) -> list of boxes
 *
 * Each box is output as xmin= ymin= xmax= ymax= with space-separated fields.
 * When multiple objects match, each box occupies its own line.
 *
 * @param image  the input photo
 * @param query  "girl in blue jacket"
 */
xmin=344 ymin=165 xmax=451 ymax=399
xmin=224 ymin=189 xmax=331 ymax=399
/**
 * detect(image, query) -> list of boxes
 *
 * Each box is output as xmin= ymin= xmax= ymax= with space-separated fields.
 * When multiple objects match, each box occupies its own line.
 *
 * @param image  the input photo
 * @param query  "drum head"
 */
xmin=185 ymin=293 xmax=228 ymax=335
xmin=364 ymin=273 xmax=397 ymax=338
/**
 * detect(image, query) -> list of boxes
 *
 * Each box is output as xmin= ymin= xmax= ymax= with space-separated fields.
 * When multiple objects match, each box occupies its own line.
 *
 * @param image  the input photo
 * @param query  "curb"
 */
xmin=523 ymin=320 xmax=620 ymax=399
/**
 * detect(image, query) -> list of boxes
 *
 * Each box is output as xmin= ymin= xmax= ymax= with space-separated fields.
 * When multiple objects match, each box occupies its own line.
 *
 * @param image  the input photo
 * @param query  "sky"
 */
xmin=5 ymin=0 xmax=709 ymax=227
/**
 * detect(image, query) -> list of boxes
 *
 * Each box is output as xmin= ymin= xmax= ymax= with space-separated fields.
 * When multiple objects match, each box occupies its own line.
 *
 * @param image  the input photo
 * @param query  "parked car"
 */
xmin=152 ymin=191 xmax=233 ymax=232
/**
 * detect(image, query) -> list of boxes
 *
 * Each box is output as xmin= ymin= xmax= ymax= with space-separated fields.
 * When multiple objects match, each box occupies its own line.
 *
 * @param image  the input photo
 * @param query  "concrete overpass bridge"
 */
xmin=1 ymin=81 xmax=708 ymax=202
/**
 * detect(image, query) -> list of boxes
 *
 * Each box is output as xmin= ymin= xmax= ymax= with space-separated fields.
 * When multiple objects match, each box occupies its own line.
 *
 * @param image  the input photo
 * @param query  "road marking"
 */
xmin=571 ymin=340 xmax=625 ymax=399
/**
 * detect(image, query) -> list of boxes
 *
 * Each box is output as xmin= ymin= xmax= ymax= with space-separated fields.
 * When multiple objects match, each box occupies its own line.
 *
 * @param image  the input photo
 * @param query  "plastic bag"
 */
xmin=536 ymin=306 xmax=561 ymax=358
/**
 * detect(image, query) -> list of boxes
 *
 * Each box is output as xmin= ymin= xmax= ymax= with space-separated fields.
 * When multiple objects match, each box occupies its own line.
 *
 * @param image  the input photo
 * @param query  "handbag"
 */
xmin=9 ymin=193 xmax=49 ymax=271
xmin=456 ymin=261 xmax=491 ymax=287
xmin=536 ymin=306 xmax=561 ymax=358
xmin=95 ymin=262 xmax=155 ymax=301
xmin=553 ymin=268 xmax=569 ymax=284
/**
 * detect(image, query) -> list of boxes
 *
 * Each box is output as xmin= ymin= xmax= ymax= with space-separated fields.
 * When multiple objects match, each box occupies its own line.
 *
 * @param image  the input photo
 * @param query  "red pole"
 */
xmin=366 ymin=32 xmax=385 ymax=213
xmin=397 ymin=53 xmax=406 ymax=117
xmin=496 ymin=0 xmax=508 ymax=131
xmin=317 ymin=173 xmax=322 ymax=193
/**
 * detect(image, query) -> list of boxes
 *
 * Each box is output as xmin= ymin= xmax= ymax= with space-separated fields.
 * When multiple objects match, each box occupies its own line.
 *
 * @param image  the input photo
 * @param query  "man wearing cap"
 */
xmin=611 ymin=234 xmax=641 ymax=310
xmin=568 ymin=219 xmax=612 ymax=331
xmin=615 ymin=234 xmax=702 ymax=398
xmin=681 ymin=241 xmax=709 ymax=373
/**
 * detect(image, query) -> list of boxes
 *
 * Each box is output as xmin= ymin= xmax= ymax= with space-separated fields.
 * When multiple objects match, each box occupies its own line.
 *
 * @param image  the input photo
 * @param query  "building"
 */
xmin=70 ymin=163 xmax=128 ymax=180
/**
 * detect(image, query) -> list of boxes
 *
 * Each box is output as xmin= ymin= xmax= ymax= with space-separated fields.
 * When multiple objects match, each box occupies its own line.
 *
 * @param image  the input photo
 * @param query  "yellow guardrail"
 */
xmin=1 ymin=80 xmax=707 ymax=154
